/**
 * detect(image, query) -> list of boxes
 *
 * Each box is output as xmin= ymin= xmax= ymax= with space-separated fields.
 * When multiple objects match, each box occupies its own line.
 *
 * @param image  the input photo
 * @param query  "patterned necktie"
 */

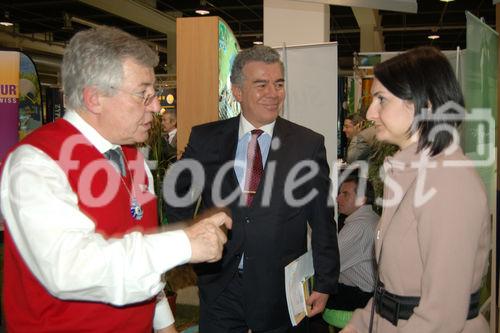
xmin=104 ymin=147 xmax=126 ymax=177
xmin=244 ymin=129 xmax=264 ymax=206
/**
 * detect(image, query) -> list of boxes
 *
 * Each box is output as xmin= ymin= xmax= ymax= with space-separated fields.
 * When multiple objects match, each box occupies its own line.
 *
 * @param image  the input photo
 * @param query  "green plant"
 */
xmin=144 ymin=113 xmax=176 ymax=225
xmin=368 ymin=141 xmax=398 ymax=215
xmin=143 ymin=113 xmax=179 ymax=296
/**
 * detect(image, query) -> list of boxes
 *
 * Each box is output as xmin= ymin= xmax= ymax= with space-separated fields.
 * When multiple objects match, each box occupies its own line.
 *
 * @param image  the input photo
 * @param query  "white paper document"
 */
xmin=284 ymin=250 xmax=314 ymax=326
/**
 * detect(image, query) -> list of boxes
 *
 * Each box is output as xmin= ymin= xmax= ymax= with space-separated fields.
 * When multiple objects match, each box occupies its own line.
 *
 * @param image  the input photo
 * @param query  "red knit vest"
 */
xmin=2 ymin=119 xmax=159 ymax=332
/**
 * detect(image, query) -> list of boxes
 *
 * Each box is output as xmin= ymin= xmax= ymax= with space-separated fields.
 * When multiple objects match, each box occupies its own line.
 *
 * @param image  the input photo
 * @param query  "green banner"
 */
xmin=464 ymin=11 xmax=498 ymax=212
xmin=465 ymin=10 xmax=498 ymax=312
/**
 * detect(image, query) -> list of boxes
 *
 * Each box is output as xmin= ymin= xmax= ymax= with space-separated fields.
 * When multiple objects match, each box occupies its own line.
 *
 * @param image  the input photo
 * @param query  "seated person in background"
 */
xmin=343 ymin=114 xmax=376 ymax=164
xmin=327 ymin=176 xmax=379 ymax=312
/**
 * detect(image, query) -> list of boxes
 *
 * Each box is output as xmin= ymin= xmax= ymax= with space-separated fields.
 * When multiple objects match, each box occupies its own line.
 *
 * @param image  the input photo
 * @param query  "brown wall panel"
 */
xmin=176 ymin=16 xmax=219 ymax=156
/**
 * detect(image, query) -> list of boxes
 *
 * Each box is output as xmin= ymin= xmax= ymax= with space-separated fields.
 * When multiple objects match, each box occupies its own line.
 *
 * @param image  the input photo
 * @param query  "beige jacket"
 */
xmin=349 ymin=143 xmax=491 ymax=333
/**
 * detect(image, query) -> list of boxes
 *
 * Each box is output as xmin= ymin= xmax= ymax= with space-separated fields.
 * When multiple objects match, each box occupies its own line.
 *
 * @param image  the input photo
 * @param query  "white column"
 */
xmin=352 ymin=7 xmax=384 ymax=52
xmin=264 ymin=0 xmax=329 ymax=47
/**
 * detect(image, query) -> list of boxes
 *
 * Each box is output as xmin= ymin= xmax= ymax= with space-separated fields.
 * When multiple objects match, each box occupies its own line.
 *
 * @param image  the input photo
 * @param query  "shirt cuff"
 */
xmin=146 ymin=230 xmax=192 ymax=272
xmin=153 ymin=294 xmax=174 ymax=330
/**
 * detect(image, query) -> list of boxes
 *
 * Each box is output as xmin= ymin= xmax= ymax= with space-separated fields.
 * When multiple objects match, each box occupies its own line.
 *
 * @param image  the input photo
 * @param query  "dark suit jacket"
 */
xmin=165 ymin=115 xmax=339 ymax=330
xmin=162 ymin=132 xmax=177 ymax=163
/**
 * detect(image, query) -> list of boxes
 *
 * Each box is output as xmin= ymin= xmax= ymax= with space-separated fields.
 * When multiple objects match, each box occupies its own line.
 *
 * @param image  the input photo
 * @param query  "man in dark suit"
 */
xmin=165 ymin=45 xmax=339 ymax=333
xmin=161 ymin=109 xmax=177 ymax=162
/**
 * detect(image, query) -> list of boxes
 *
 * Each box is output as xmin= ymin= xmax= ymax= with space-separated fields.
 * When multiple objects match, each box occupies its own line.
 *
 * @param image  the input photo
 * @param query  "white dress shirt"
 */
xmin=167 ymin=128 xmax=177 ymax=145
xmin=234 ymin=114 xmax=274 ymax=270
xmin=0 ymin=111 xmax=192 ymax=329
xmin=234 ymin=114 xmax=274 ymax=189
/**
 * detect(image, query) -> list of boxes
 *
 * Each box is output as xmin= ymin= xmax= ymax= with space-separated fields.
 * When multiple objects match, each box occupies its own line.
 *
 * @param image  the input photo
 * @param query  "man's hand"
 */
xmin=185 ymin=211 xmax=232 ymax=263
xmin=339 ymin=324 xmax=358 ymax=333
xmin=306 ymin=291 xmax=329 ymax=317
xmin=156 ymin=324 xmax=178 ymax=333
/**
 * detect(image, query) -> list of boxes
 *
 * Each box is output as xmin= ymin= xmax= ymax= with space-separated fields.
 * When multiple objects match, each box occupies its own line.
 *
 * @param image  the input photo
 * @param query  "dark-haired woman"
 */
xmin=341 ymin=46 xmax=490 ymax=333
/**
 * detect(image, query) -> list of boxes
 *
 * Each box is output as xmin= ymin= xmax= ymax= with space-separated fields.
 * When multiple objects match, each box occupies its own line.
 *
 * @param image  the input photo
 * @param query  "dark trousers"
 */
xmin=326 ymin=283 xmax=372 ymax=311
xmin=199 ymin=271 xmax=309 ymax=333
xmin=312 ymin=284 xmax=373 ymax=333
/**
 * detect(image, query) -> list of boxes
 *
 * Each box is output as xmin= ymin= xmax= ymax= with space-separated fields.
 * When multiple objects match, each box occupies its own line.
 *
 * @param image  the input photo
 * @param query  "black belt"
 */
xmin=375 ymin=281 xmax=480 ymax=326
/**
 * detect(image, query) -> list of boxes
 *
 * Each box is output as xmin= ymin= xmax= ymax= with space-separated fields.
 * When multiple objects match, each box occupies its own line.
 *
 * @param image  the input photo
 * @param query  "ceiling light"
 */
xmin=253 ymin=41 xmax=263 ymax=45
xmin=195 ymin=0 xmax=210 ymax=15
xmin=428 ymin=27 xmax=440 ymax=40
xmin=439 ymin=0 xmax=455 ymax=2
xmin=0 ymin=11 xmax=13 ymax=27
xmin=195 ymin=8 xmax=210 ymax=15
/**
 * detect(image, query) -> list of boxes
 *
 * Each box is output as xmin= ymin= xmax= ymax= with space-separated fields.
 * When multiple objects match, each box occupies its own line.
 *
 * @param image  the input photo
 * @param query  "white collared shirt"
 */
xmin=167 ymin=128 xmax=177 ymax=145
xmin=235 ymin=115 xmax=275 ymax=270
xmin=234 ymin=114 xmax=275 ymax=189
xmin=0 ymin=110 xmax=192 ymax=329
xmin=238 ymin=115 xmax=274 ymax=140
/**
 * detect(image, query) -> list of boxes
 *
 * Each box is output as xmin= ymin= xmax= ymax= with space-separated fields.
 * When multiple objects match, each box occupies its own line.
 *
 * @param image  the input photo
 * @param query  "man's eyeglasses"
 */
xmin=110 ymin=86 xmax=163 ymax=106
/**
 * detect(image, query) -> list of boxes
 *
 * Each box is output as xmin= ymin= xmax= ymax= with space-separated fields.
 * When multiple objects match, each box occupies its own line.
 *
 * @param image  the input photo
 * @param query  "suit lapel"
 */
xmin=218 ymin=116 xmax=240 ymax=192
xmin=375 ymin=160 xmax=418 ymax=261
xmin=266 ymin=117 xmax=291 ymax=165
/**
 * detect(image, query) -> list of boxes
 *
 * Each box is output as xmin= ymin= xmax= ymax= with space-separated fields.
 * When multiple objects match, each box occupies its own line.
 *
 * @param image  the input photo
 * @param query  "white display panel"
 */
xmin=276 ymin=42 xmax=338 ymax=166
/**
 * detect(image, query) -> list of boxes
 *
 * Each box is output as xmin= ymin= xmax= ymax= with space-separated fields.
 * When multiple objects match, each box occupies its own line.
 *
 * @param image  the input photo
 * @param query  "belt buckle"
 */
xmin=379 ymin=292 xmax=400 ymax=326
xmin=376 ymin=284 xmax=385 ymax=297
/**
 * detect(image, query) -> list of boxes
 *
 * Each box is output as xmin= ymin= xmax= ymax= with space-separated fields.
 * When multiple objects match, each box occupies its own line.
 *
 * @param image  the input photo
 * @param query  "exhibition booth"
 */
xmin=0 ymin=7 xmax=498 ymax=332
